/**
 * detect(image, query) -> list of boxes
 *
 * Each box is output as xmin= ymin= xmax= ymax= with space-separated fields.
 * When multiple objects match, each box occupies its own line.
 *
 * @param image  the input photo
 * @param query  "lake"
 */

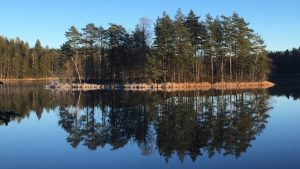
xmin=0 ymin=83 xmax=299 ymax=169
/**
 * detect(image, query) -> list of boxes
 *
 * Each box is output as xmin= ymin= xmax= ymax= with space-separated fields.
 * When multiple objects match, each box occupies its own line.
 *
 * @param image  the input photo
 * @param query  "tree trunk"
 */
xmin=71 ymin=56 xmax=82 ymax=84
xmin=221 ymin=57 xmax=224 ymax=82
xmin=229 ymin=57 xmax=232 ymax=82
xmin=211 ymin=56 xmax=214 ymax=83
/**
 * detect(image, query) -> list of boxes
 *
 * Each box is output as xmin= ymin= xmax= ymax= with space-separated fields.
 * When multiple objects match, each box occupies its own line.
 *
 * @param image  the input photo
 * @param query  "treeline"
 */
xmin=0 ymin=36 xmax=59 ymax=79
xmin=269 ymin=47 xmax=300 ymax=74
xmin=0 ymin=10 xmax=270 ymax=82
xmin=60 ymin=9 xmax=270 ymax=83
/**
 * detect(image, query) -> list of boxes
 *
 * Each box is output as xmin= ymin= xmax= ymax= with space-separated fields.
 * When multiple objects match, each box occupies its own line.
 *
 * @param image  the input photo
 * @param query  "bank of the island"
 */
xmin=0 ymin=78 xmax=59 ymax=83
xmin=46 ymin=81 xmax=274 ymax=91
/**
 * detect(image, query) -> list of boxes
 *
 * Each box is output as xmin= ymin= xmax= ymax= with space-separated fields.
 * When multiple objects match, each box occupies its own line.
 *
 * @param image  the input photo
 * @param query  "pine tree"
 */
xmin=185 ymin=10 xmax=203 ymax=81
xmin=145 ymin=54 xmax=163 ymax=83
xmin=152 ymin=12 xmax=175 ymax=82
xmin=107 ymin=23 xmax=130 ymax=82
xmin=174 ymin=9 xmax=193 ymax=82
xmin=251 ymin=34 xmax=269 ymax=81
xmin=130 ymin=18 xmax=151 ymax=82
xmin=231 ymin=13 xmax=254 ymax=81
xmin=205 ymin=14 xmax=215 ymax=82
xmin=221 ymin=15 xmax=234 ymax=81
xmin=82 ymin=23 xmax=99 ymax=79
xmin=64 ymin=26 xmax=83 ymax=83
xmin=96 ymin=26 xmax=107 ymax=80
xmin=210 ymin=17 xmax=225 ymax=82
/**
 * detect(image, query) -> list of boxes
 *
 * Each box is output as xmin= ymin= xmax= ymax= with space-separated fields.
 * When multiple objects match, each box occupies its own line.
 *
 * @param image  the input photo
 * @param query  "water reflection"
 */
xmin=0 ymin=110 xmax=21 ymax=126
xmin=269 ymin=84 xmax=300 ymax=100
xmin=0 ymin=84 xmax=272 ymax=162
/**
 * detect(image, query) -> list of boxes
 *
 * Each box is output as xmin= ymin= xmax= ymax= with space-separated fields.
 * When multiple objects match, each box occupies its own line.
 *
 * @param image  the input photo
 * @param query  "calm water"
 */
xmin=0 ymin=83 xmax=299 ymax=169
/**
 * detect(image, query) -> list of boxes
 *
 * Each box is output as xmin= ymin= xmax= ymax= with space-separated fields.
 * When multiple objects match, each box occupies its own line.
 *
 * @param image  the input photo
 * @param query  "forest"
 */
xmin=267 ymin=47 xmax=300 ymax=85
xmin=0 ymin=10 xmax=271 ymax=83
xmin=269 ymin=47 xmax=300 ymax=75
xmin=0 ymin=37 xmax=59 ymax=79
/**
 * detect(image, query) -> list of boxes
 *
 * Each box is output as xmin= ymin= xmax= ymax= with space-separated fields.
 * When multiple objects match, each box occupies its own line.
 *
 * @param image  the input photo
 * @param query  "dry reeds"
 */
xmin=46 ymin=81 xmax=274 ymax=91
xmin=0 ymin=77 xmax=59 ymax=82
xmin=120 ymin=81 xmax=274 ymax=91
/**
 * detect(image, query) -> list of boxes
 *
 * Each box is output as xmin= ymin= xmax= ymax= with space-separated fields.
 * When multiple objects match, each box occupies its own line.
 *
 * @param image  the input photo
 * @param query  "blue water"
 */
xmin=0 ymin=86 xmax=299 ymax=169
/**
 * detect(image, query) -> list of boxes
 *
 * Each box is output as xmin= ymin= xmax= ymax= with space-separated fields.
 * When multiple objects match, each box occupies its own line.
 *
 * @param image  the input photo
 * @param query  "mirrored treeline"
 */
xmin=0 ymin=84 xmax=272 ymax=162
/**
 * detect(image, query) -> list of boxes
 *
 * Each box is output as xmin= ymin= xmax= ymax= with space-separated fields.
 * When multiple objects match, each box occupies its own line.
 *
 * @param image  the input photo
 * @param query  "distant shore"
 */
xmin=46 ymin=81 xmax=275 ymax=91
xmin=0 ymin=78 xmax=59 ymax=82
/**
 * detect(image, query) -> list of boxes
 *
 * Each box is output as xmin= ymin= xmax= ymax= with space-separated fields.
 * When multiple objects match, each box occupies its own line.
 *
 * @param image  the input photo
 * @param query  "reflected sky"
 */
xmin=0 ymin=84 xmax=299 ymax=169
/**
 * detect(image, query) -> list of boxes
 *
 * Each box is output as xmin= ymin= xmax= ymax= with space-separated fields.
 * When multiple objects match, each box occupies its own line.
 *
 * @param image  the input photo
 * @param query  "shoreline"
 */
xmin=0 ymin=78 xmax=59 ymax=82
xmin=46 ymin=81 xmax=275 ymax=91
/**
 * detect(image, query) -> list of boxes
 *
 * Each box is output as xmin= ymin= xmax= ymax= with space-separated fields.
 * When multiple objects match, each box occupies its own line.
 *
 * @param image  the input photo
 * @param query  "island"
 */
xmin=0 ymin=10 xmax=273 ymax=91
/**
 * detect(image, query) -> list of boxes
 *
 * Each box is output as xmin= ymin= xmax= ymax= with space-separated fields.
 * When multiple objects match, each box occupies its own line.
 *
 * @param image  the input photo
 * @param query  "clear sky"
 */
xmin=0 ymin=0 xmax=299 ymax=51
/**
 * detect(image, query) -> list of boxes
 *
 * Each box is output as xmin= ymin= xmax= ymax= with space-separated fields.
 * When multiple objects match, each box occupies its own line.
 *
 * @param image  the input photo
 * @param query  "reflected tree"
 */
xmin=0 ymin=85 xmax=272 ymax=162
xmin=57 ymin=90 xmax=271 ymax=162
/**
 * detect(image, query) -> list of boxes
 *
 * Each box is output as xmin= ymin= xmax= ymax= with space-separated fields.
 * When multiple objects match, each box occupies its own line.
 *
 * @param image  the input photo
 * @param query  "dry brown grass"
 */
xmin=212 ymin=81 xmax=274 ymax=90
xmin=0 ymin=77 xmax=59 ymax=82
xmin=122 ymin=81 xmax=274 ymax=91
xmin=45 ymin=81 xmax=274 ymax=91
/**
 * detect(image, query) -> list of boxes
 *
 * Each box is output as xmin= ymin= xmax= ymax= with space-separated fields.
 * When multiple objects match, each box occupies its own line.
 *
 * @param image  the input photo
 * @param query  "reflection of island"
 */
xmin=0 ymin=85 xmax=272 ymax=162
xmin=0 ymin=110 xmax=21 ymax=126
xmin=58 ymin=90 xmax=271 ymax=162
xmin=156 ymin=91 xmax=270 ymax=161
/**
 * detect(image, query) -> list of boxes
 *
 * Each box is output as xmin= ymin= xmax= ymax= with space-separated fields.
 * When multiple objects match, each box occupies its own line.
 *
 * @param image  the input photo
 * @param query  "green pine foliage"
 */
xmin=145 ymin=10 xmax=270 ymax=83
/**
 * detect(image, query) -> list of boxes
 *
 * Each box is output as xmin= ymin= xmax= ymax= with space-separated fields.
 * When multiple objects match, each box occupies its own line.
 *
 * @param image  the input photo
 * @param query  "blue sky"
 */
xmin=0 ymin=0 xmax=299 ymax=51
